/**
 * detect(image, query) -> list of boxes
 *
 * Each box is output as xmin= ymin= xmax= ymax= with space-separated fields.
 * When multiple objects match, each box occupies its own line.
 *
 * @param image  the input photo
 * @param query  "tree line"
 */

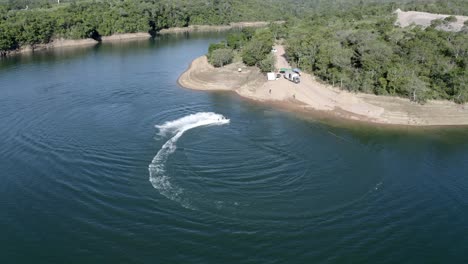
xmin=0 ymin=0 xmax=291 ymax=54
xmin=2 ymin=0 xmax=467 ymax=54
xmin=207 ymin=27 xmax=275 ymax=72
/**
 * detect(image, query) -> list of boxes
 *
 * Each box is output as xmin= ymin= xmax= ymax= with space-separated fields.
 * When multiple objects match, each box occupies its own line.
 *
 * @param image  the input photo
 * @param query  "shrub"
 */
xmin=208 ymin=42 xmax=226 ymax=55
xmin=430 ymin=19 xmax=443 ymax=28
xmin=258 ymin=53 xmax=276 ymax=72
xmin=226 ymin=33 xmax=245 ymax=50
xmin=209 ymin=48 xmax=234 ymax=67
xmin=444 ymin=16 xmax=457 ymax=23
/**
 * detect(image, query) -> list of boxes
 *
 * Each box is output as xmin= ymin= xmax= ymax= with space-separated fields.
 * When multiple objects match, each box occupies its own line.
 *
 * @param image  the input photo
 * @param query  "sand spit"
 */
xmin=159 ymin=21 xmax=278 ymax=34
xmin=100 ymin=32 xmax=152 ymax=42
xmin=4 ymin=38 xmax=98 ymax=56
xmin=47 ymin=38 xmax=98 ymax=48
xmin=178 ymin=56 xmax=264 ymax=91
xmin=395 ymin=9 xmax=468 ymax=32
xmin=178 ymin=45 xmax=468 ymax=126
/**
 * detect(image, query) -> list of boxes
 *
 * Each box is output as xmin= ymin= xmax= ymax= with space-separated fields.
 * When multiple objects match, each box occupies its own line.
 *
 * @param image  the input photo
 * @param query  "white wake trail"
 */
xmin=148 ymin=112 xmax=230 ymax=209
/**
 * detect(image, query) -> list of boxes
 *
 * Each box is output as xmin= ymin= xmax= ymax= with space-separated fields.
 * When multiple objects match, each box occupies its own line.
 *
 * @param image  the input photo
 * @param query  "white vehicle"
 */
xmin=284 ymin=71 xmax=300 ymax=84
xmin=267 ymin=72 xmax=276 ymax=81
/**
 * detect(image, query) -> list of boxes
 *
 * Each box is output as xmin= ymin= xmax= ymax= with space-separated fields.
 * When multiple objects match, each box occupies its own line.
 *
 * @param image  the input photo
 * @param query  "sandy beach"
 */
xmin=178 ymin=45 xmax=468 ymax=126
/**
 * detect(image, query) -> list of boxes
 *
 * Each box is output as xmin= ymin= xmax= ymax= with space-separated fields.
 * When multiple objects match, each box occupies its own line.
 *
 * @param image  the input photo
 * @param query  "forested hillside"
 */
xmin=0 ymin=0 xmax=291 ymax=53
xmin=283 ymin=3 xmax=467 ymax=103
xmin=1 ymin=0 xmax=467 ymax=55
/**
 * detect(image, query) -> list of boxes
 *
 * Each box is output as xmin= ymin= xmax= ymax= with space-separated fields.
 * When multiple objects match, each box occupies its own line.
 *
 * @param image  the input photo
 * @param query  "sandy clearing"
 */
xmin=178 ymin=45 xmax=468 ymax=126
xmin=395 ymin=9 xmax=468 ymax=32
xmin=159 ymin=21 xmax=281 ymax=34
xmin=100 ymin=33 xmax=152 ymax=42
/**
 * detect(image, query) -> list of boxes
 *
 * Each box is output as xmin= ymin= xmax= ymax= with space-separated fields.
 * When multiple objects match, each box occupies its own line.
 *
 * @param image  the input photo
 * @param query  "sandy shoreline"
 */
xmin=100 ymin=32 xmax=152 ymax=42
xmin=3 ymin=33 xmax=153 ymax=56
xmin=5 ymin=38 xmax=99 ymax=55
xmin=159 ymin=21 xmax=275 ymax=34
xmin=178 ymin=45 xmax=468 ymax=127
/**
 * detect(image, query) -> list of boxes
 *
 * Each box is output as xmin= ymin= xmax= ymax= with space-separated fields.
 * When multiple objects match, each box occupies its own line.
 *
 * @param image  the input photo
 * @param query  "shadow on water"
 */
xmin=0 ymin=31 xmax=229 ymax=73
xmin=0 ymin=46 xmax=96 ymax=72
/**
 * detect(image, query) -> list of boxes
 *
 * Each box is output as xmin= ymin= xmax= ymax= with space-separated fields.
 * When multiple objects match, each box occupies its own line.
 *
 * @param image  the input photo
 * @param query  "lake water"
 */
xmin=1 ymin=33 xmax=468 ymax=263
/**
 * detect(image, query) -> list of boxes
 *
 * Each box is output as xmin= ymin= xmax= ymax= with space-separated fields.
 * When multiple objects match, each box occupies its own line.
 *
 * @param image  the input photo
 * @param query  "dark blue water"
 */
xmin=1 ymin=33 xmax=468 ymax=263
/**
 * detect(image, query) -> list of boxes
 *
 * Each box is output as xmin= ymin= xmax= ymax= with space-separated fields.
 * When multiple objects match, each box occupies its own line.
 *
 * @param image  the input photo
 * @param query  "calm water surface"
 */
xmin=1 ymin=33 xmax=468 ymax=263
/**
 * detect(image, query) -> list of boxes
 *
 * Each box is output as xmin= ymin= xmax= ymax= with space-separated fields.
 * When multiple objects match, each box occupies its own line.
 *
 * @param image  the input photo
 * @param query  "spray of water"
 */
xmin=149 ymin=112 xmax=229 ymax=209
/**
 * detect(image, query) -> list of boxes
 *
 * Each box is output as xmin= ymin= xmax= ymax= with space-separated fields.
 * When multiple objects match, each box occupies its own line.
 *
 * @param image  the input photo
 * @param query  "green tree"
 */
xmin=226 ymin=32 xmax=245 ymax=50
xmin=0 ymin=23 xmax=18 ymax=52
xmin=241 ymin=28 xmax=273 ymax=66
xmin=453 ymin=75 xmax=468 ymax=103
xmin=444 ymin=16 xmax=457 ymax=22
xmin=242 ymin=40 xmax=263 ymax=66
xmin=18 ymin=13 xmax=56 ymax=46
xmin=208 ymin=42 xmax=226 ymax=56
xmin=405 ymin=73 xmax=430 ymax=103
xmin=209 ymin=48 xmax=234 ymax=67
xmin=258 ymin=53 xmax=276 ymax=72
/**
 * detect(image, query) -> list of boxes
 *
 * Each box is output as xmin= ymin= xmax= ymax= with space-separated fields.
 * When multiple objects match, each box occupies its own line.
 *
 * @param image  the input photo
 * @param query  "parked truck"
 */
xmin=284 ymin=70 xmax=300 ymax=84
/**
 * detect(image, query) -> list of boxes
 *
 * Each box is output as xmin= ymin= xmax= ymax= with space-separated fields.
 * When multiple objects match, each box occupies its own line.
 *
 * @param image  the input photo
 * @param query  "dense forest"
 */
xmin=0 ymin=0 xmax=292 ymax=53
xmin=283 ymin=4 xmax=467 ymax=103
xmin=1 ymin=0 xmax=467 ymax=103
xmin=207 ymin=27 xmax=275 ymax=72
xmin=1 ymin=0 xmax=468 ymax=54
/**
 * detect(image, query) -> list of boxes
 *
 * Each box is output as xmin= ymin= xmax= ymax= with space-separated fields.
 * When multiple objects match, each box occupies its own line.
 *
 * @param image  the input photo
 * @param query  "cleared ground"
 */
xmin=395 ymin=9 xmax=468 ymax=32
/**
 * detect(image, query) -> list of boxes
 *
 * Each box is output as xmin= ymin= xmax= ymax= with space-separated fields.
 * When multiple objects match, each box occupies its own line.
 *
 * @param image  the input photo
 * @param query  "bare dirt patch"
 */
xmin=395 ymin=9 xmax=468 ymax=32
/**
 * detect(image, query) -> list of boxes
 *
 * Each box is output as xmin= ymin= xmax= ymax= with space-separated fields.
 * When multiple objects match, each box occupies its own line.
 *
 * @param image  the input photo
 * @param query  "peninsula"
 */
xmin=179 ymin=45 xmax=468 ymax=126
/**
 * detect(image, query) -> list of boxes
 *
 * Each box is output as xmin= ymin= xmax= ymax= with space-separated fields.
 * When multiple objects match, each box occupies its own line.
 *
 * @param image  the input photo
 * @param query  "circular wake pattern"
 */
xmin=148 ymin=112 xmax=230 ymax=209
xmin=148 ymin=110 xmax=382 ymax=216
